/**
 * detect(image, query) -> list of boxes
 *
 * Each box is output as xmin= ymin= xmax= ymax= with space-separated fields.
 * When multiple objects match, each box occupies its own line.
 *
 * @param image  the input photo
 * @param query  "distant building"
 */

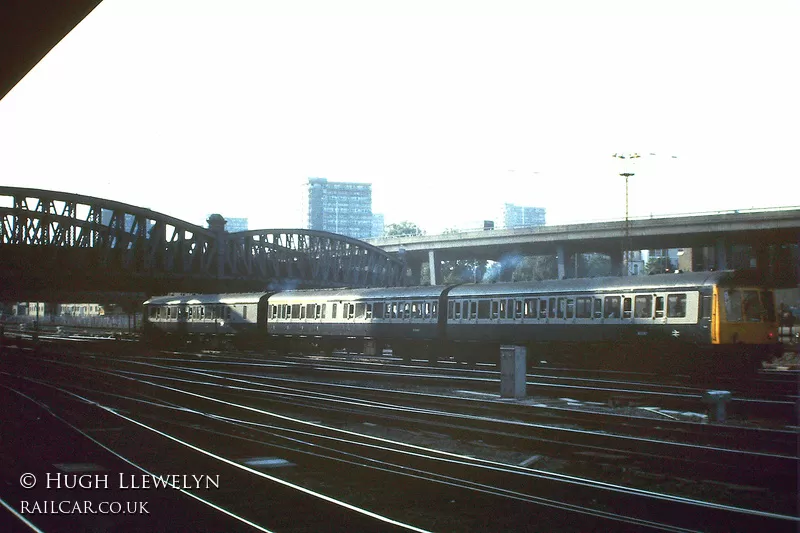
xmin=302 ymin=178 xmax=374 ymax=240
xmin=224 ymin=217 xmax=249 ymax=233
xmin=498 ymin=203 xmax=546 ymax=229
xmin=627 ymin=250 xmax=645 ymax=276
xmin=372 ymin=213 xmax=385 ymax=238
xmin=204 ymin=215 xmax=249 ymax=233
xmin=646 ymin=249 xmax=680 ymax=273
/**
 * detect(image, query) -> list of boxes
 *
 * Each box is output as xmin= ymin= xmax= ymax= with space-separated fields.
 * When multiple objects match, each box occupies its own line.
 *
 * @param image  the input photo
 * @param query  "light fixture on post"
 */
xmin=612 ymin=152 xmax=640 ymax=276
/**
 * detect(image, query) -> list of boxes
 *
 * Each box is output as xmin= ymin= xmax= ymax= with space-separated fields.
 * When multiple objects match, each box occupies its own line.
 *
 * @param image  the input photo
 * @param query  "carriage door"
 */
xmin=653 ymin=293 xmax=667 ymax=326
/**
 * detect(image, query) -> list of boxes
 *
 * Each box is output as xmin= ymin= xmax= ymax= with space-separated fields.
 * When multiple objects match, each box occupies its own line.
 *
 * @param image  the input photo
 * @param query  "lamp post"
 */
xmin=612 ymin=153 xmax=640 ymax=276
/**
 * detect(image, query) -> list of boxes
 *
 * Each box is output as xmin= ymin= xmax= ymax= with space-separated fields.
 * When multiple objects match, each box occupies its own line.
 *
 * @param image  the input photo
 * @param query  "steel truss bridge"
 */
xmin=0 ymin=187 xmax=405 ymax=301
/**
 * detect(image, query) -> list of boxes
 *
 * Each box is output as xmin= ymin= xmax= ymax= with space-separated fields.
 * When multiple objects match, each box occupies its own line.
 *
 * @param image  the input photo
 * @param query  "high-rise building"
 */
xmin=302 ymin=178 xmax=373 ymax=240
xmin=498 ymin=203 xmax=546 ymax=229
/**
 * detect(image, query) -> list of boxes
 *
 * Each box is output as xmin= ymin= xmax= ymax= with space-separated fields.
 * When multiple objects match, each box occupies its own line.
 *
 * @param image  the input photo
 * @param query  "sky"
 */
xmin=1 ymin=0 xmax=798 ymax=234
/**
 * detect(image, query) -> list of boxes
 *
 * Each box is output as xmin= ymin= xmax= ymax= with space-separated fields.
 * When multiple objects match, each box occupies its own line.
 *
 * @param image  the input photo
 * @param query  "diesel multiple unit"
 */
xmin=143 ymin=271 xmax=780 ymax=374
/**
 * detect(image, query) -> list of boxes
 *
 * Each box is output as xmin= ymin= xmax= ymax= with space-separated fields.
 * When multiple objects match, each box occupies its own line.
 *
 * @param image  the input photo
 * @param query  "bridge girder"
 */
xmin=0 ymin=187 xmax=405 ymax=299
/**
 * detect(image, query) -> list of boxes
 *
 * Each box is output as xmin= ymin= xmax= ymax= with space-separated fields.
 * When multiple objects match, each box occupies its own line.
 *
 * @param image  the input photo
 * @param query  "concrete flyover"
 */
xmin=368 ymin=208 xmax=800 ymax=285
xmin=0 ymin=187 xmax=406 ymax=301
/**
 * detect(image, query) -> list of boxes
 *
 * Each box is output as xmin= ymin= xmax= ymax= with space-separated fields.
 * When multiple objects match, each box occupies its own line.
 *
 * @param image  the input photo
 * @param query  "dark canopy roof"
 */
xmin=0 ymin=1 xmax=102 ymax=101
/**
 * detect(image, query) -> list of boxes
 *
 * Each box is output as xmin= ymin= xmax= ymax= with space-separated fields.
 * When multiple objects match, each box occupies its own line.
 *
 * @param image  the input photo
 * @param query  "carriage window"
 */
xmin=514 ymin=300 xmax=523 ymax=319
xmin=701 ymin=295 xmax=712 ymax=319
xmin=304 ymin=304 xmax=312 ymax=318
xmin=469 ymin=301 xmax=478 ymax=319
xmin=448 ymin=301 xmax=456 ymax=319
xmin=355 ymin=303 xmax=366 ymax=319
xmin=622 ymin=298 xmax=632 ymax=319
xmin=634 ymin=296 xmax=652 ymax=318
xmin=188 ymin=307 xmax=193 ymax=319
xmin=402 ymin=302 xmax=411 ymax=319
xmin=300 ymin=305 xmax=306 ymax=319
xmin=742 ymin=290 xmax=764 ymax=322
xmin=566 ymin=298 xmax=575 ymax=319
xmin=270 ymin=305 xmax=276 ymax=319
xmin=315 ymin=304 xmax=322 ymax=319
xmin=524 ymin=299 xmax=537 ymax=318
xmin=332 ymin=303 xmax=338 ymax=319
xmin=166 ymin=307 xmax=171 ymax=319
xmin=491 ymin=300 xmax=499 ymax=319
xmin=386 ymin=302 xmax=394 ymax=319
xmin=539 ymin=299 xmax=548 ymax=318
xmin=761 ymin=291 xmax=775 ymax=322
xmin=604 ymin=296 xmax=620 ymax=318
xmin=576 ymin=297 xmax=592 ymax=318
xmin=412 ymin=301 xmax=423 ymax=318
xmin=593 ymin=298 xmax=602 ymax=319
xmin=243 ymin=306 xmax=248 ymax=320
xmin=556 ymin=298 xmax=565 ymax=319
xmin=371 ymin=302 xmax=381 ymax=319
xmin=548 ymin=298 xmax=557 ymax=318
xmin=667 ymin=294 xmax=686 ymax=318
xmin=321 ymin=303 xmax=326 ymax=318
xmin=724 ymin=290 xmax=742 ymax=322
xmin=424 ymin=302 xmax=431 ymax=319
xmin=431 ymin=302 xmax=438 ymax=318
xmin=200 ymin=306 xmax=206 ymax=319
xmin=365 ymin=303 xmax=373 ymax=319
xmin=654 ymin=296 xmax=664 ymax=318
xmin=479 ymin=300 xmax=491 ymax=319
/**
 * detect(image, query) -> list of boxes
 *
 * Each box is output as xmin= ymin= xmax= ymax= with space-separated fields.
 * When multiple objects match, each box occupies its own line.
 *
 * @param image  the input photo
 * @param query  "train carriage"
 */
xmin=143 ymin=293 xmax=271 ymax=347
xmin=266 ymin=286 xmax=448 ymax=359
xmin=443 ymin=271 xmax=779 ymax=373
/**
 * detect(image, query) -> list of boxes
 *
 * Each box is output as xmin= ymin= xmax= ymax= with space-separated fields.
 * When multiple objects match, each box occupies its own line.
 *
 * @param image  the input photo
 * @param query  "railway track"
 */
xmin=3 ymin=352 xmax=798 ymax=532
xmin=3 ymin=352 xmax=796 ymax=520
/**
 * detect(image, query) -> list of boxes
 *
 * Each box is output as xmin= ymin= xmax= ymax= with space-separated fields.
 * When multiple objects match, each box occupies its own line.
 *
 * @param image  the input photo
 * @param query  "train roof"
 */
xmin=143 ymin=292 xmax=268 ymax=305
xmin=448 ymin=270 xmax=769 ymax=297
xmin=269 ymin=285 xmax=448 ymax=302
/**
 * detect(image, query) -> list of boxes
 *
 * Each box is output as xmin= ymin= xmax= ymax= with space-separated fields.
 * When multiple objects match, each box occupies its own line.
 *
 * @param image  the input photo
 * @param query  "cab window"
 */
xmin=724 ymin=290 xmax=742 ymax=322
xmin=742 ymin=290 xmax=764 ymax=322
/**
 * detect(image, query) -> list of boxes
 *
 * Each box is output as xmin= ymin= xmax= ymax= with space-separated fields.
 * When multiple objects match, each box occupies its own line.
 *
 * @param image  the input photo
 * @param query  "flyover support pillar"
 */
xmin=609 ymin=249 xmax=623 ymax=277
xmin=556 ymin=245 xmax=566 ymax=280
xmin=428 ymin=250 xmax=442 ymax=286
xmin=714 ymin=237 xmax=730 ymax=271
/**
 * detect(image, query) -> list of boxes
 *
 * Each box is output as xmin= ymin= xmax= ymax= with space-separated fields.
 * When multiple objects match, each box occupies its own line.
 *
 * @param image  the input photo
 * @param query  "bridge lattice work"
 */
xmin=0 ymin=187 xmax=405 ymax=299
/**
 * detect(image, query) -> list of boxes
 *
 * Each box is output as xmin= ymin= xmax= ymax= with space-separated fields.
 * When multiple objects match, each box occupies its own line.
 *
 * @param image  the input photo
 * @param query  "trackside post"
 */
xmin=501 ymin=345 xmax=527 ymax=399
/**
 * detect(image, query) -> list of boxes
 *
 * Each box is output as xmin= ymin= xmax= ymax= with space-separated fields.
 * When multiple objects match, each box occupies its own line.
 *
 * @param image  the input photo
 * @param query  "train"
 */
xmin=142 ymin=270 xmax=782 ymax=376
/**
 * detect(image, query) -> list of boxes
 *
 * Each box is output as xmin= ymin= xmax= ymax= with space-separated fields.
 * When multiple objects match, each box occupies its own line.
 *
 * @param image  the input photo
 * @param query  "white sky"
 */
xmin=1 ymin=0 xmax=798 ymax=234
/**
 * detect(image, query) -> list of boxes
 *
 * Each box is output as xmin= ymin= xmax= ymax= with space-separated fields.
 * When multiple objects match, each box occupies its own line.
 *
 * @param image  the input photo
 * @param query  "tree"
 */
xmin=511 ymin=256 xmax=558 ymax=281
xmin=646 ymin=256 xmax=674 ymax=275
xmin=584 ymin=253 xmax=612 ymax=277
xmin=383 ymin=221 xmax=424 ymax=237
